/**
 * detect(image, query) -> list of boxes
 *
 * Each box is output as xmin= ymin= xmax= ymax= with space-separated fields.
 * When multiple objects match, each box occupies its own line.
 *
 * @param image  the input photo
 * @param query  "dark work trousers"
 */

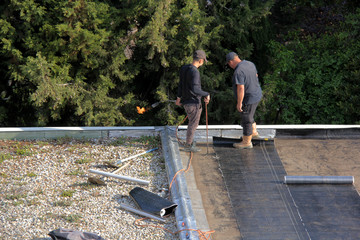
xmin=241 ymin=102 xmax=259 ymax=136
xmin=183 ymin=103 xmax=202 ymax=145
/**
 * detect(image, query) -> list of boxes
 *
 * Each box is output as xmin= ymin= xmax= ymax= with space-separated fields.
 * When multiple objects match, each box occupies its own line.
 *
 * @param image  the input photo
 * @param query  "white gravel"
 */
xmin=0 ymin=137 xmax=179 ymax=240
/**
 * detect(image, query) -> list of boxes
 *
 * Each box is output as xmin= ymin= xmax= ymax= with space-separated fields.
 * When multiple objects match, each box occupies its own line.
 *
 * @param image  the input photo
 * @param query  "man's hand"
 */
xmin=237 ymin=102 xmax=243 ymax=112
xmin=175 ymin=97 xmax=182 ymax=106
xmin=204 ymin=95 xmax=210 ymax=104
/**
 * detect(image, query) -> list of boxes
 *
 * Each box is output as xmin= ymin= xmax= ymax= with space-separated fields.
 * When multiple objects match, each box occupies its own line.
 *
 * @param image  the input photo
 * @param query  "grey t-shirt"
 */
xmin=232 ymin=60 xmax=262 ymax=104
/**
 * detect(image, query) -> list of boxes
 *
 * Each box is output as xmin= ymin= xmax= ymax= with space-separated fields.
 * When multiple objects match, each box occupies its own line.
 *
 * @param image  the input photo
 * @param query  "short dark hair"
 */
xmin=226 ymin=52 xmax=238 ymax=63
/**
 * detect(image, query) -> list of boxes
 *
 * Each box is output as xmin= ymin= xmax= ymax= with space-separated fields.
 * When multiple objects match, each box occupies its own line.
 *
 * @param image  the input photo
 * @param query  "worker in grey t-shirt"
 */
xmin=226 ymin=52 xmax=262 ymax=149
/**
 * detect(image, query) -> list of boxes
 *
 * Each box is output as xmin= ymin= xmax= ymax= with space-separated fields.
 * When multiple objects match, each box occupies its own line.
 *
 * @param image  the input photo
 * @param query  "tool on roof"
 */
xmin=119 ymin=203 xmax=166 ymax=222
xmin=89 ymin=169 xmax=149 ymax=185
xmin=115 ymin=147 xmax=158 ymax=165
xmin=88 ymin=148 xmax=158 ymax=186
xmin=88 ymin=161 xmax=131 ymax=186
xmin=136 ymin=100 xmax=176 ymax=115
xmin=284 ymin=176 xmax=354 ymax=184
xmin=151 ymin=100 xmax=176 ymax=108
xmin=204 ymin=102 xmax=208 ymax=154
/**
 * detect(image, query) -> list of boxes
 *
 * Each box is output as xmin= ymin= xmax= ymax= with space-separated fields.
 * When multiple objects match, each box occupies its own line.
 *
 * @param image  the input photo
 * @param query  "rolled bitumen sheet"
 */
xmin=284 ymin=176 xmax=354 ymax=184
xmin=212 ymin=136 xmax=273 ymax=147
xmin=129 ymin=187 xmax=177 ymax=217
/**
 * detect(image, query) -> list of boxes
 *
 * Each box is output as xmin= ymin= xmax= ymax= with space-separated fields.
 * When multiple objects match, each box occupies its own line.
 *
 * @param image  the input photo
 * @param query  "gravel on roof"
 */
xmin=0 ymin=136 xmax=179 ymax=240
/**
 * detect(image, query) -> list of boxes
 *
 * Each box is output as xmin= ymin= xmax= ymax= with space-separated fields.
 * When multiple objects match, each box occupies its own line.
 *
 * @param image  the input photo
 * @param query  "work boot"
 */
xmin=182 ymin=142 xmax=201 ymax=152
xmin=252 ymin=122 xmax=260 ymax=139
xmin=233 ymin=135 xmax=253 ymax=149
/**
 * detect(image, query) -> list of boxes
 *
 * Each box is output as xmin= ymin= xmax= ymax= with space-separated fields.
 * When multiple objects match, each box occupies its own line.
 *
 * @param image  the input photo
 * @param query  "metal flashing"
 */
xmin=160 ymin=126 xmax=199 ymax=240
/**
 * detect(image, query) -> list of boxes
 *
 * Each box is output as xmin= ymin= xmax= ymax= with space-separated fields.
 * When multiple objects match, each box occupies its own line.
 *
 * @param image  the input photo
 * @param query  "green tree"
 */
xmin=130 ymin=0 xmax=275 ymax=126
xmin=199 ymin=0 xmax=275 ymax=125
xmin=128 ymin=0 xmax=220 ymax=125
xmin=262 ymin=7 xmax=360 ymax=124
xmin=2 ymin=0 xmax=357 ymax=127
xmin=1 ymin=0 xmax=135 ymax=126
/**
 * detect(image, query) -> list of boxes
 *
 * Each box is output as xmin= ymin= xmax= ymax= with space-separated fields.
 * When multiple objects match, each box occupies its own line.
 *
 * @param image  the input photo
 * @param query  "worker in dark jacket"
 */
xmin=176 ymin=50 xmax=210 ymax=152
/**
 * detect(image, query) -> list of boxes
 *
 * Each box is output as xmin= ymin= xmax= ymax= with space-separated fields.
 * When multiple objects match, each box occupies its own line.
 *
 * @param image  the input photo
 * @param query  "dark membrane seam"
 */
xmin=259 ymin=141 xmax=311 ymax=239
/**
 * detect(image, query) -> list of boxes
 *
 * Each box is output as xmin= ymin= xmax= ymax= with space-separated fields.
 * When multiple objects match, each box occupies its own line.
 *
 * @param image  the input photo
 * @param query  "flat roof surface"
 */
xmin=184 ymin=129 xmax=360 ymax=240
xmin=1 ymin=125 xmax=359 ymax=239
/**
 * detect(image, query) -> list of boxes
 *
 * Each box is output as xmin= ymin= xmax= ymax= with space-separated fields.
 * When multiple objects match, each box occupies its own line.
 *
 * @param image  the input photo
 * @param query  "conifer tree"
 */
xmin=0 ymin=0 xmax=135 ymax=126
xmin=2 ymin=0 xmax=356 ymax=126
xmin=131 ymin=0 xmax=219 ymax=125
xmin=0 ymin=0 xmax=275 ymax=126
xmin=198 ymin=0 xmax=275 ymax=124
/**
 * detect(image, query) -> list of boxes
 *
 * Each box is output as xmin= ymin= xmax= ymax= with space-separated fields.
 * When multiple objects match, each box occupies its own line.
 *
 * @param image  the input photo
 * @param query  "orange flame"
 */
xmin=136 ymin=106 xmax=146 ymax=114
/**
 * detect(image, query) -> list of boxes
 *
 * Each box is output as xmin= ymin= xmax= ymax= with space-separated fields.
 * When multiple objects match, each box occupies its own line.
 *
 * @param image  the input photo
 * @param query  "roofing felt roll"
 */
xmin=129 ymin=187 xmax=177 ymax=217
xmin=284 ymin=176 xmax=354 ymax=184
xmin=212 ymin=136 xmax=273 ymax=147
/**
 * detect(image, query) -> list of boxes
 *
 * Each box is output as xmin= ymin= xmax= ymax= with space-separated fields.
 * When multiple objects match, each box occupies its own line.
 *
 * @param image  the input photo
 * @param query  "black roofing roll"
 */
xmin=130 ymin=187 xmax=177 ymax=217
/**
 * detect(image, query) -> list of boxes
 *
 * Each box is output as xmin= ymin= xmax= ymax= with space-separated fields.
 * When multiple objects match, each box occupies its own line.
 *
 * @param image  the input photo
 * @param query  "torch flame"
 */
xmin=136 ymin=106 xmax=146 ymax=114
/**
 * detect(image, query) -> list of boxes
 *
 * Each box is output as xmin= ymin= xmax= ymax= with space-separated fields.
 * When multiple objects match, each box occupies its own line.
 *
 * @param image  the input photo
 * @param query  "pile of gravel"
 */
xmin=0 ymin=136 xmax=179 ymax=240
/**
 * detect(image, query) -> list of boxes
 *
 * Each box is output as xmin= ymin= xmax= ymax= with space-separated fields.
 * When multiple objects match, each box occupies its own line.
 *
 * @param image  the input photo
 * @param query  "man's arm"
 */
xmin=236 ymin=84 xmax=244 ymax=112
xmin=192 ymin=70 xmax=209 ymax=97
xmin=193 ymin=72 xmax=210 ymax=103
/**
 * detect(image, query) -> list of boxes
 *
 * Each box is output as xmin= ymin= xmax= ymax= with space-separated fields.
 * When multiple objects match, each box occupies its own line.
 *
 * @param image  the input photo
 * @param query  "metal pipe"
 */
xmin=119 ymin=203 xmax=166 ymax=223
xmin=116 ymin=147 xmax=158 ymax=165
xmin=284 ymin=176 xmax=354 ymax=184
xmin=89 ymin=169 xmax=149 ymax=185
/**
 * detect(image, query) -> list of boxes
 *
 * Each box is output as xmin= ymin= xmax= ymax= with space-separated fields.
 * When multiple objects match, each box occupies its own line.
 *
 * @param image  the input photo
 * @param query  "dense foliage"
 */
xmin=262 ymin=1 xmax=360 ymax=124
xmin=0 ymin=0 xmax=359 ymax=126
